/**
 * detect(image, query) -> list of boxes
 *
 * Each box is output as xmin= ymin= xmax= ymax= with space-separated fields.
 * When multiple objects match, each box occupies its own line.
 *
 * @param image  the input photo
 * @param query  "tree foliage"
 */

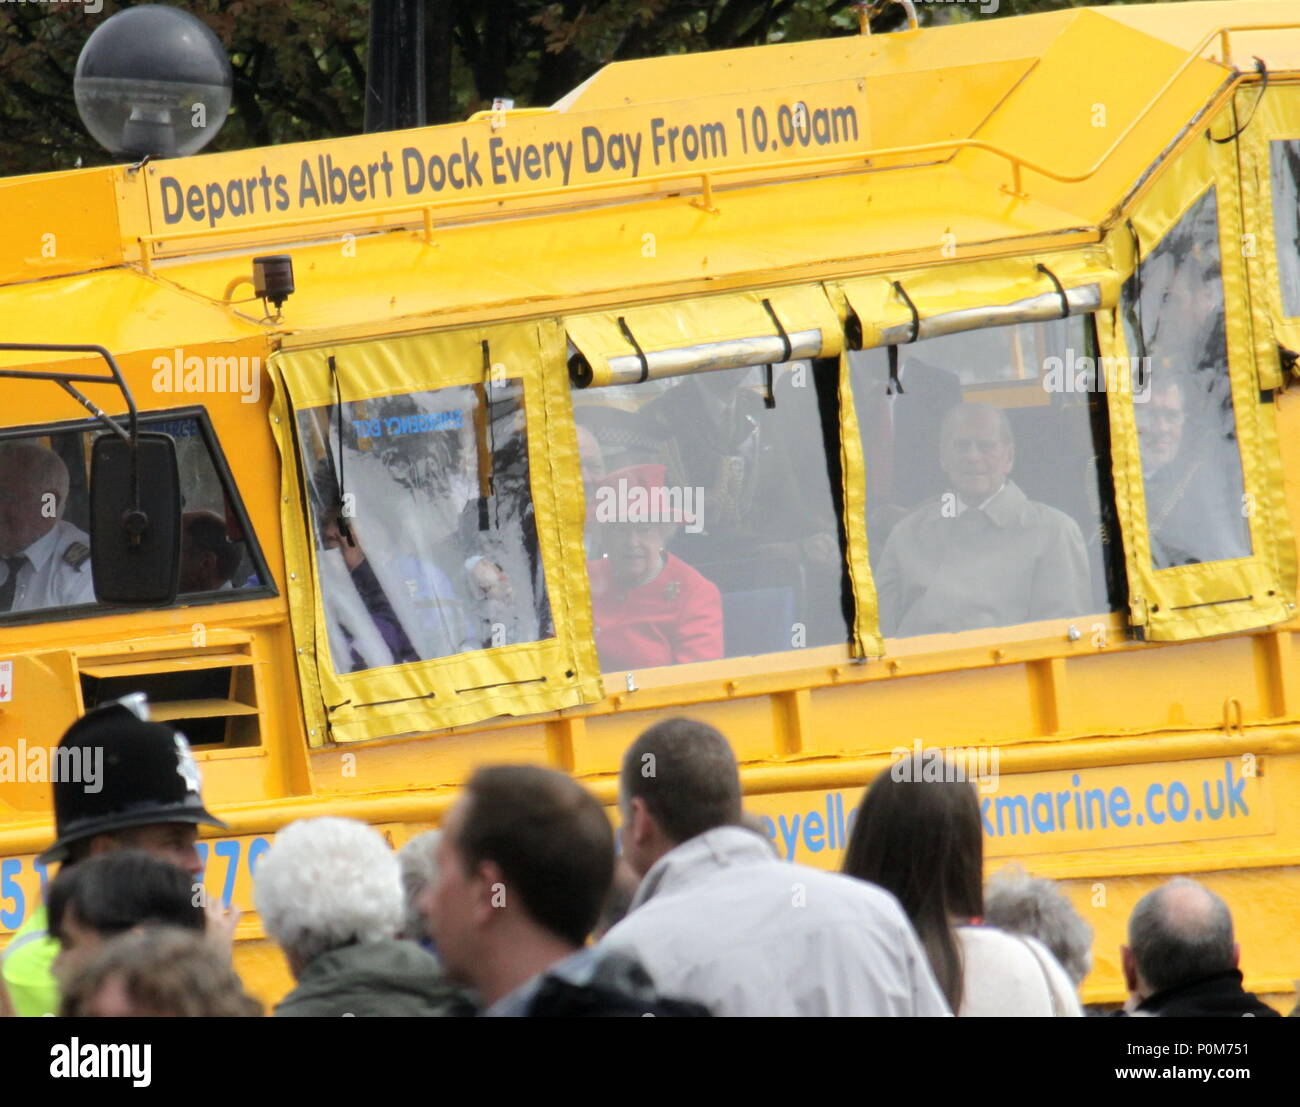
xmin=0 ymin=0 xmax=1151 ymax=176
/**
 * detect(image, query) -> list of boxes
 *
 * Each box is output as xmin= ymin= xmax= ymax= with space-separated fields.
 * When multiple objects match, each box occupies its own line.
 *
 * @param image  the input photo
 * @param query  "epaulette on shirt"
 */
xmin=62 ymin=542 xmax=90 ymax=570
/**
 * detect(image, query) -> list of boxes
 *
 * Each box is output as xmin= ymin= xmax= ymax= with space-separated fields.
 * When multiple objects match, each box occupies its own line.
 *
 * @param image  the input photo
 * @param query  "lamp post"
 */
xmin=74 ymin=5 xmax=232 ymax=160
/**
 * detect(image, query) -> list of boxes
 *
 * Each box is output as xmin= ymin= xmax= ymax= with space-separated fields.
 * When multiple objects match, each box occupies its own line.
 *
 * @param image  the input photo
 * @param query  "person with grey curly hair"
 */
xmin=984 ymin=865 xmax=1093 ymax=988
xmin=396 ymin=830 xmax=442 ymax=949
xmin=254 ymin=817 xmax=468 ymax=1017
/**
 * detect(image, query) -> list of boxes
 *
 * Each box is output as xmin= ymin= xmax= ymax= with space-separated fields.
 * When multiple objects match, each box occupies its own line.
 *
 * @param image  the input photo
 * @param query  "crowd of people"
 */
xmin=0 ymin=703 xmax=1285 ymax=1018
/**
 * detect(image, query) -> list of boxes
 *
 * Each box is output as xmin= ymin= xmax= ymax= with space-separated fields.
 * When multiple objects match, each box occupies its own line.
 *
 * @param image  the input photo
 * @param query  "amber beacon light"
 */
xmin=252 ymin=256 xmax=296 ymax=315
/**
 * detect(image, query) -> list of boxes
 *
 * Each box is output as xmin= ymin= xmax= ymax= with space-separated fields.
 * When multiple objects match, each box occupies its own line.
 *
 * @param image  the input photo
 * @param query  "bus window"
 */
xmin=0 ymin=413 xmax=266 ymax=620
xmin=296 ymin=380 xmax=552 ymax=675
xmin=574 ymin=360 xmax=848 ymax=670
xmin=156 ymin=416 xmax=267 ymax=596
xmin=1121 ymin=188 xmax=1252 ymax=570
xmin=851 ymin=314 xmax=1113 ymax=639
xmin=1270 ymin=140 xmax=1300 ymax=318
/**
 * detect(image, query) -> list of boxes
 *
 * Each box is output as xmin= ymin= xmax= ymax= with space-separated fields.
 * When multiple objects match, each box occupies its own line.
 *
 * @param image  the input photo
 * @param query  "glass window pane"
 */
xmin=852 ymin=314 xmax=1109 ymax=639
xmin=1271 ymin=139 xmax=1300 ymax=317
xmin=575 ymin=360 xmax=849 ymax=671
xmin=1120 ymin=188 xmax=1252 ymax=570
xmin=296 ymin=381 xmax=552 ymax=675
xmin=155 ymin=417 xmax=266 ymax=594
xmin=0 ymin=414 xmax=265 ymax=619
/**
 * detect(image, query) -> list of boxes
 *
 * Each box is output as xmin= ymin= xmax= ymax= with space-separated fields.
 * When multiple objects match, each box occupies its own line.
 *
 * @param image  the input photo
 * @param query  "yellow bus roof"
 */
xmin=0 ymin=0 xmax=1294 ymax=363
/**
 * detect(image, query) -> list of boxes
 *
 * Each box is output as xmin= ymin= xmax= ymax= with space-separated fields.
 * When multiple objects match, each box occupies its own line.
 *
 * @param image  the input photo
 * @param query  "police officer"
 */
xmin=0 ymin=699 xmax=227 ymax=1016
xmin=0 ymin=440 xmax=95 ymax=612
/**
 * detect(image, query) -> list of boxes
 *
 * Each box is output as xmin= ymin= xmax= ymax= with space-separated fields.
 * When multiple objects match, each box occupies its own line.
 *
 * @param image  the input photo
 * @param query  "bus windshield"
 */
xmin=0 ymin=412 xmax=268 ymax=623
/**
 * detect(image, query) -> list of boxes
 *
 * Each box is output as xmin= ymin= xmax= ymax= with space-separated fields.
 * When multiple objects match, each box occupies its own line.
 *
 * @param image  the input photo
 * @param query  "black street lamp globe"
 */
xmin=74 ymin=5 xmax=232 ymax=160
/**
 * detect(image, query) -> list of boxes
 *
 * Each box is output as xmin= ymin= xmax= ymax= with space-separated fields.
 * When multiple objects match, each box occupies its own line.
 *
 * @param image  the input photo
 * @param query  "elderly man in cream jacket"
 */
xmin=598 ymin=717 xmax=951 ymax=1017
xmin=873 ymin=403 xmax=1091 ymax=638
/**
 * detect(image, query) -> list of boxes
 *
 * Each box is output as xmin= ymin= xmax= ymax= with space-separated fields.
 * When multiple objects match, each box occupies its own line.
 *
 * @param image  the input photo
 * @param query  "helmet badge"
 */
xmin=173 ymin=733 xmax=203 ymax=795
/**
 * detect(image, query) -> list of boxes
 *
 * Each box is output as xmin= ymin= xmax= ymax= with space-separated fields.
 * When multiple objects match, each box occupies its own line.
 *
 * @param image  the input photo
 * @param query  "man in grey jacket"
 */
xmin=598 ymin=717 xmax=951 ymax=1016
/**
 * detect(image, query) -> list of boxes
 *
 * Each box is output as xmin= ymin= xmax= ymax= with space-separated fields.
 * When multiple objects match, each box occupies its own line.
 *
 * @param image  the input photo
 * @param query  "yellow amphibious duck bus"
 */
xmin=3 ymin=0 xmax=1300 ymax=1009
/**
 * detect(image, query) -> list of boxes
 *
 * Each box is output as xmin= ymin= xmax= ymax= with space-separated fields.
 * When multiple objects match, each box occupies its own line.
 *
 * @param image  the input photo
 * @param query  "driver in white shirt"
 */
xmin=0 ymin=441 xmax=95 ymax=613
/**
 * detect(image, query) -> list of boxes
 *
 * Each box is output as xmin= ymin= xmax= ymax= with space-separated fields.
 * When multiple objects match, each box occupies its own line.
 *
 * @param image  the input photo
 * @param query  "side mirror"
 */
xmin=89 ymin=432 xmax=181 ymax=606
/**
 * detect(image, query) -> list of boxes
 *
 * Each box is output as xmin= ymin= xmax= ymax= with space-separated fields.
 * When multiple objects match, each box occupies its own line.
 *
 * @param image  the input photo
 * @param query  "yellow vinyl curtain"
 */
xmin=1239 ymin=79 xmax=1300 ymax=389
xmin=565 ymin=284 xmax=844 ymax=388
xmin=828 ymin=249 xmax=1119 ymax=655
xmin=832 ymin=250 xmax=1120 ymax=351
xmin=268 ymin=320 xmax=601 ymax=744
xmin=836 ymin=350 xmax=879 ymax=658
xmin=1101 ymin=103 xmax=1295 ymax=642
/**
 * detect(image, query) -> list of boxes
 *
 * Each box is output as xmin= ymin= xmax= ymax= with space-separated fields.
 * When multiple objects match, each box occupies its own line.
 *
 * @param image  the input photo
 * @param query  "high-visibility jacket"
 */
xmin=1 ymin=905 xmax=59 ymax=1017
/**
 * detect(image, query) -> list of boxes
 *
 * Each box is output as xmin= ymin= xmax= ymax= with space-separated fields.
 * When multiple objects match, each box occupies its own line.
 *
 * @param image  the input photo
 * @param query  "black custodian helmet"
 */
xmin=37 ymin=703 xmax=227 ymax=866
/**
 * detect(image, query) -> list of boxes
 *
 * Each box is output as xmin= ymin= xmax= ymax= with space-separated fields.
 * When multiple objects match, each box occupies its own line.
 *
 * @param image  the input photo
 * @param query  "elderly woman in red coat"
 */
xmin=587 ymin=464 xmax=724 ymax=671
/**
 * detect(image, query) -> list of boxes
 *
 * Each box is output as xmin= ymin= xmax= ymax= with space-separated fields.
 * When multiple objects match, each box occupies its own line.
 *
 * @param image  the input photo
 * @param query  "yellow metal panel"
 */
xmin=190 ymin=750 xmax=274 ymax=807
xmin=149 ymin=700 xmax=259 ymax=721
xmin=556 ymin=11 xmax=1066 ymax=110
xmin=805 ymin=665 xmax=1038 ymax=755
xmin=0 ymin=270 xmax=265 ymax=375
xmin=862 ymin=60 xmax=1039 ymax=160
xmin=311 ymin=725 xmax=555 ymax=795
xmin=960 ymin=9 xmax=1231 ymax=225
xmin=0 ymin=168 xmax=126 ymax=285
xmin=1102 ymin=0 xmax=1300 ymax=70
xmin=570 ymin=698 xmax=783 ymax=778
xmin=1064 ymin=638 xmax=1269 ymax=735
xmin=0 ymin=651 xmax=82 ymax=817
xmin=156 ymin=162 xmax=1090 ymax=346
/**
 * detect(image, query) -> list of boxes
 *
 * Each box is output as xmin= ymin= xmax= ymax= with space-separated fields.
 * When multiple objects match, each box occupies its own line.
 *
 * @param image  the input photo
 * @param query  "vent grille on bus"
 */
xmin=77 ymin=639 xmax=261 ymax=748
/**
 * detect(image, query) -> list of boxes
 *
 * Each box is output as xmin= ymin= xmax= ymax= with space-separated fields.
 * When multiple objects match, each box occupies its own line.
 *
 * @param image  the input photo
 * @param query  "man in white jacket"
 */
xmin=598 ymin=717 xmax=951 ymax=1016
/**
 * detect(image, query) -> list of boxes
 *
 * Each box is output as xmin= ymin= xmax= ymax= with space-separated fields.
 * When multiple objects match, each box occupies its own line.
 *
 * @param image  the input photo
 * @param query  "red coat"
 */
xmin=589 ymin=553 xmax=724 ymax=670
